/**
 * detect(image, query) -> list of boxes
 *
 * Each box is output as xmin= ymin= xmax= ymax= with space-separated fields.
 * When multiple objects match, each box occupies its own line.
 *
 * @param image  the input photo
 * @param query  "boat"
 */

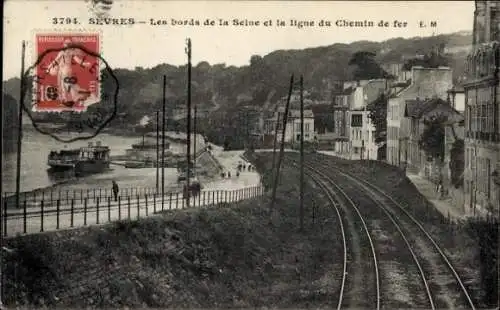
xmin=125 ymin=135 xmax=169 ymax=160
xmin=47 ymin=141 xmax=111 ymax=176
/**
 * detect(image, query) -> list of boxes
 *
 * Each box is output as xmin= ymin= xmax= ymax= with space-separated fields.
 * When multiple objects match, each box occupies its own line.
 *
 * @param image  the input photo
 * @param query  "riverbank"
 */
xmin=1 ymin=130 xmax=205 ymax=195
xmin=2 ymin=153 xmax=343 ymax=309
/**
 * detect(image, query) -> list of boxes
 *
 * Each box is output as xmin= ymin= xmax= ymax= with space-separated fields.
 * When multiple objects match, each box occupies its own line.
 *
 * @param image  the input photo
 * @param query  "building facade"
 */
xmin=403 ymin=98 xmax=463 ymax=180
xmin=348 ymin=109 xmax=377 ymax=160
xmin=263 ymin=108 xmax=315 ymax=145
xmin=332 ymin=87 xmax=355 ymax=153
xmin=386 ymin=66 xmax=454 ymax=167
xmin=463 ymin=0 xmax=500 ymax=215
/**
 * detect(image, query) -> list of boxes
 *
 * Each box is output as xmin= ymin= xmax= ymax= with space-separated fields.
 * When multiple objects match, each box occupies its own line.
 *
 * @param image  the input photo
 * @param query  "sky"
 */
xmin=3 ymin=0 xmax=474 ymax=80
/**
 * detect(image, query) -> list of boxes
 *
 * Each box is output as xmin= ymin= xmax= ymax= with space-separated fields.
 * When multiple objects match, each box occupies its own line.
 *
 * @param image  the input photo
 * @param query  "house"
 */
xmin=312 ymin=86 xmax=354 ymax=151
xmin=263 ymin=107 xmax=315 ymax=145
xmin=462 ymin=0 xmax=500 ymax=216
xmin=382 ymin=63 xmax=412 ymax=82
xmin=344 ymin=79 xmax=388 ymax=160
xmin=348 ymin=107 xmax=377 ymax=160
xmin=386 ymin=66 xmax=454 ymax=168
xmin=311 ymin=104 xmax=336 ymax=149
xmin=403 ymin=97 xmax=463 ymax=181
xmin=332 ymin=87 xmax=354 ymax=154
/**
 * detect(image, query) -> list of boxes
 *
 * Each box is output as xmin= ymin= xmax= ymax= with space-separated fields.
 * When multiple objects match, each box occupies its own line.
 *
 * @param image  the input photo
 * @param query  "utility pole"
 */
xmin=185 ymin=38 xmax=192 ymax=208
xmin=270 ymin=74 xmax=294 ymax=214
xmin=299 ymin=75 xmax=305 ymax=232
xmin=15 ymin=41 xmax=26 ymax=212
xmin=5 ymin=40 xmax=26 ymax=308
xmin=193 ymin=103 xmax=197 ymax=177
xmin=271 ymin=112 xmax=280 ymax=172
xmin=161 ymin=75 xmax=166 ymax=209
xmin=156 ymin=111 xmax=159 ymax=193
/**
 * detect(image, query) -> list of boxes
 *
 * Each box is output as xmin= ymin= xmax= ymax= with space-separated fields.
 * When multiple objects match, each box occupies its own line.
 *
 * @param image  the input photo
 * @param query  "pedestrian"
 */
xmin=227 ymin=171 xmax=231 ymax=178
xmin=236 ymin=171 xmax=240 ymax=177
xmin=112 ymin=180 xmax=119 ymax=201
xmin=437 ymin=178 xmax=443 ymax=199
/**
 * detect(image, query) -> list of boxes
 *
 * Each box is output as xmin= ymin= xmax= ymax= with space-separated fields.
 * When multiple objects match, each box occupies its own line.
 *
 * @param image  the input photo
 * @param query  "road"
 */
xmin=4 ymin=184 xmax=265 ymax=236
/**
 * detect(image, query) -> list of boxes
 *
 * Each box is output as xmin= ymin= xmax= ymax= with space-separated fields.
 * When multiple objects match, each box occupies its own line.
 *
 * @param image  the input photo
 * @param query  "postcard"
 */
xmin=2 ymin=1 xmax=498 ymax=309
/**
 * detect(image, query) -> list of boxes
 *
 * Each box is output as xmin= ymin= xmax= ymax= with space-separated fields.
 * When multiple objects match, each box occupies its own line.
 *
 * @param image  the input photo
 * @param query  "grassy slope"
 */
xmin=4 ymin=153 xmax=343 ymax=309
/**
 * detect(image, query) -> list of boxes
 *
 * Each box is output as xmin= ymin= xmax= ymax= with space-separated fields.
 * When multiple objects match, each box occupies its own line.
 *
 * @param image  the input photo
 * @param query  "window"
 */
xmin=305 ymin=123 xmax=310 ymax=132
xmin=351 ymin=114 xmax=363 ymax=127
xmin=295 ymin=123 xmax=301 ymax=132
xmin=354 ymin=147 xmax=359 ymax=154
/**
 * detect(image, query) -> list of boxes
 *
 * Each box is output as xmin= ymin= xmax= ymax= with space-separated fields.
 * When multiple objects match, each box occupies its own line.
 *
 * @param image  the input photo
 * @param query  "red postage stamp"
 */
xmin=32 ymin=32 xmax=101 ymax=112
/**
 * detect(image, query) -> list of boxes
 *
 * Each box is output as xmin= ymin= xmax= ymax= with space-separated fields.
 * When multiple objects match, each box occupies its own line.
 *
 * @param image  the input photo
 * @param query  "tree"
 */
xmin=419 ymin=115 xmax=447 ymax=161
xmin=367 ymin=93 xmax=388 ymax=144
xmin=348 ymin=51 xmax=392 ymax=80
xmin=402 ymin=50 xmax=450 ymax=70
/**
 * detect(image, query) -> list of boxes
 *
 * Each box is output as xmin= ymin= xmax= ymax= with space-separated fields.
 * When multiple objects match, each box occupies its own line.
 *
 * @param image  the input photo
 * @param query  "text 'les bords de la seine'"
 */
xmin=52 ymin=17 xmax=438 ymax=29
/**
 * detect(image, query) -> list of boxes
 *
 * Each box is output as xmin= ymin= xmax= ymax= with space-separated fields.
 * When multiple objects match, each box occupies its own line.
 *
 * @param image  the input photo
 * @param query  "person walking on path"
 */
xmin=436 ymin=178 xmax=443 ymax=199
xmin=112 ymin=180 xmax=119 ymax=201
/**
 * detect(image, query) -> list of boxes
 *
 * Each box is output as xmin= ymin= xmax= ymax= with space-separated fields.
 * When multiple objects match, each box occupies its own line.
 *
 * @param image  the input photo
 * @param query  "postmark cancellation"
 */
xmin=24 ymin=29 xmax=119 ymax=142
xmin=31 ymin=31 xmax=102 ymax=113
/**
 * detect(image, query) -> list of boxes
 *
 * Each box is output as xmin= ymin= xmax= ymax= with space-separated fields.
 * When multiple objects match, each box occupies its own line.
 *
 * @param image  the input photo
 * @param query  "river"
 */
xmin=2 ymin=128 xmax=202 ymax=195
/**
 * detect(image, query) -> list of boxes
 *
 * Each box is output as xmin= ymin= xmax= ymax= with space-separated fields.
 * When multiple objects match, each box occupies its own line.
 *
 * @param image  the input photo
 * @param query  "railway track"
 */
xmin=300 ymin=168 xmax=348 ymax=310
xmin=311 ymin=157 xmax=476 ymax=309
xmin=291 ymin=161 xmax=380 ymax=309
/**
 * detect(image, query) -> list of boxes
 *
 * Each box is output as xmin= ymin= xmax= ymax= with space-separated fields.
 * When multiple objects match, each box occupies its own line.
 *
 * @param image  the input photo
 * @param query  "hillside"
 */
xmin=3 ymin=31 xmax=472 ymax=129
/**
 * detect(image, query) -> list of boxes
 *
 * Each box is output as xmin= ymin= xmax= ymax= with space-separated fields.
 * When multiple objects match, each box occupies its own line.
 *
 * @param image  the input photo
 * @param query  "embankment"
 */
xmin=3 ymin=152 xmax=344 ymax=309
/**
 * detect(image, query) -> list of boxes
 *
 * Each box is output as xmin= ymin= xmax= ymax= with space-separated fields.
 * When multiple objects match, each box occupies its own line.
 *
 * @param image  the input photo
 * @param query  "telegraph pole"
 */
xmin=15 ymin=41 xmax=26 ymax=212
xmin=156 ymin=111 xmax=159 ymax=193
xmin=161 ymin=75 xmax=166 ymax=209
xmin=5 ymin=40 xmax=26 ymax=308
xmin=185 ymin=38 xmax=192 ymax=208
xmin=193 ymin=103 xmax=197 ymax=177
xmin=270 ymin=74 xmax=294 ymax=214
xmin=299 ymin=75 xmax=305 ymax=232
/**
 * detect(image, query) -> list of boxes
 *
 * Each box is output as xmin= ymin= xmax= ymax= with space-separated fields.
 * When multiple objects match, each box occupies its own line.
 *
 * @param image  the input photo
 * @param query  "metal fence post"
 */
xmin=176 ymin=192 xmax=179 ymax=209
xmin=96 ymin=197 xmax=100 ymax=224
xmin=169 ymin=192 xmax=173 ymax=210
xmin=198 ymin=191 xmax=201 ymax=207
xmin=212 ymin=191 xmax=215 ymax=207
xmin=40 ymin=200 xmax=45 ymax=232
xmin=84 ymin=198 xmax=88 ymax=226
xmin=107 ymin=197 xmax=111 ymax=222
xmin=56 ymin=199 xmax=61 ymax=230
xmin=136 ymin=195 xmax=140 ymax=219
xmin=153 ymin=193 xmax=157 ymax=213
xmin=225 ymin=191 xmax=228 ymax=203
xmin=128 ymin=196 xmax=131 ymax=219
xmin=23 ymin=199 xmax=27 ymax=234
xmin=70 ymin=199 xmax=75 ymax=227
xmin=145 ymin=194 xmax=148 ymax=216
xmin=2 ymin=199 xmax=7 ymax=237
xmin=118 ymin=196 xmax=122 ymax=220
